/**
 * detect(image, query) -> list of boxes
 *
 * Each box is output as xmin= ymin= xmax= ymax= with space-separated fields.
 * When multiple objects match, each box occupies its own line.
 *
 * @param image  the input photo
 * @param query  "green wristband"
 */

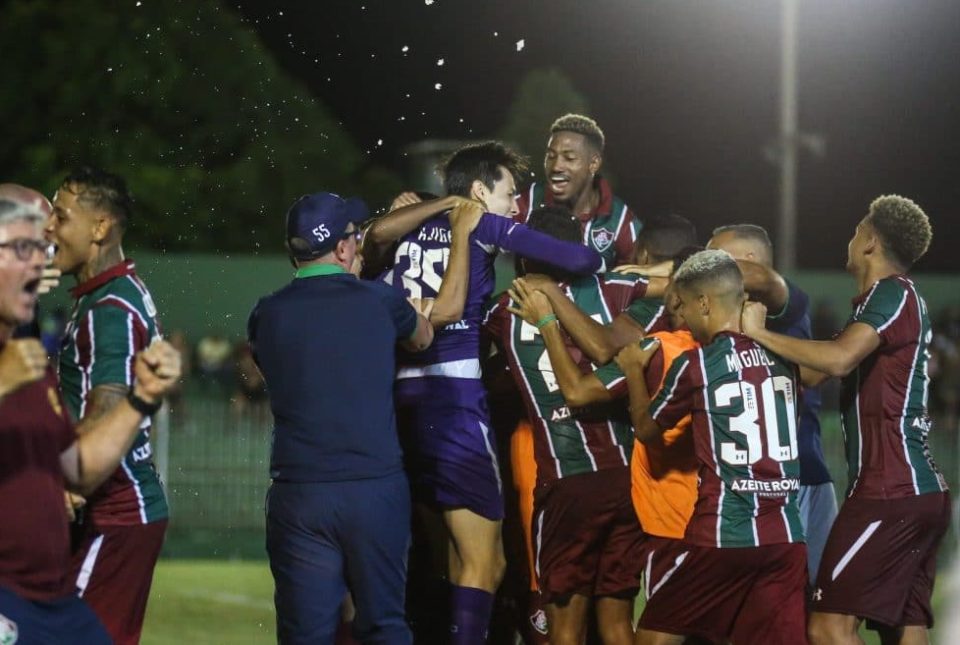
xmin=535 ymin=314 xmax=558 ymax=329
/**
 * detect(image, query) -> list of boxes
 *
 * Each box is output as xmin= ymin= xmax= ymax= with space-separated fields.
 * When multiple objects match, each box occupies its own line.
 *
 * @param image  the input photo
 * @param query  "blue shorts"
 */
xmin=396 ymin=376 xmax=504 ymax=521
xmin=0 ymin=585 xmax=110 ymax=645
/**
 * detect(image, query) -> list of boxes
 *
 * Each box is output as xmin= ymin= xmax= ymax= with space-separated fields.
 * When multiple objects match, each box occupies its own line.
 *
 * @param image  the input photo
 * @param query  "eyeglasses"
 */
xmin=341 ymin=228 xmax=362 ymax=242
xmin=0 ymin=238 xmax=53 ymax=261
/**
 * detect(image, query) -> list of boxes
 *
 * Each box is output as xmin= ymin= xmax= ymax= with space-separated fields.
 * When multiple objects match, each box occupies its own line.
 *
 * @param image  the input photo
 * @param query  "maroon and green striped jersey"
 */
xmin=59 ymin=260 xmax=168 ymax=525
xmin=625 ymin=297 xmax=669 ymax=334
xmin=650 ymin=332 xmax=804 ymax=548
xmin=484 ymin=272 xmax=649 ymax=484
xmin=840 ymin=275 xmax=947 ymax=499
xmin=516 ymin=179 xmax=642 ymax=268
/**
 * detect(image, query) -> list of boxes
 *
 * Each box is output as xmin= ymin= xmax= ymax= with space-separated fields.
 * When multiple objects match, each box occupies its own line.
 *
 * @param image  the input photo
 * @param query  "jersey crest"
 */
xmin=590 ymin=227 xmax=615 ymax=253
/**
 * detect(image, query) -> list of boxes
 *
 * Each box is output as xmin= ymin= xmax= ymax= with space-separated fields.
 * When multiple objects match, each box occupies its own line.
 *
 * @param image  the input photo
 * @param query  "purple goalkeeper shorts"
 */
xmin=395 ymin=376 xmax=504 ymax=521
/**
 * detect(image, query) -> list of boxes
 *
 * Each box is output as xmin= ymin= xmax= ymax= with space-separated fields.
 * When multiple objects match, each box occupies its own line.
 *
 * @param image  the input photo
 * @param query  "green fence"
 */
xmin=161 ymin=397 xmax=272 ymax=559
xmin=157 ymin=396 xmax=960 ymax=563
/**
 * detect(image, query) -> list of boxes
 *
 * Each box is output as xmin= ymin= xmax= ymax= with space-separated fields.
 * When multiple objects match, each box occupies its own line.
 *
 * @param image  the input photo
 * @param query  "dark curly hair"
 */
xmin=867 ymin=195 xmax=932 ymax=269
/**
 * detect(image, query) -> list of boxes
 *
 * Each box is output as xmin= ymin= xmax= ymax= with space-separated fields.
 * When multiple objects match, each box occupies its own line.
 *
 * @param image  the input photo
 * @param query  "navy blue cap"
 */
xmin=285 ymin=192 xmax=369 ymax=260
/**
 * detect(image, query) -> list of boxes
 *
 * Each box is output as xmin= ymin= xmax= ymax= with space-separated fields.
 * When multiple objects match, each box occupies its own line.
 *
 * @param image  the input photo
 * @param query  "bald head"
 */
xmin=0 ymin=184 xmax=52 ymax=219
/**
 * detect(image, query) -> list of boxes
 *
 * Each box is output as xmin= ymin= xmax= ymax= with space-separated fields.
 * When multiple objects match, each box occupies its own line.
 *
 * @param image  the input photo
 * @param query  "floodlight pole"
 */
xmin=778 ymin=0 xmax=799 ymax=271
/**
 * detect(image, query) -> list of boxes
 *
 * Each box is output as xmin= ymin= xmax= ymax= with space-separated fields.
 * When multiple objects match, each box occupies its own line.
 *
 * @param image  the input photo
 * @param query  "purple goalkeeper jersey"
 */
xmin=385 ymin=212 xmax=603 ymax=374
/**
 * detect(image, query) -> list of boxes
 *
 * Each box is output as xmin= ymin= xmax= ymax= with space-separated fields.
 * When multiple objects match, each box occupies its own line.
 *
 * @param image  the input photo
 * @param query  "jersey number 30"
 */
xmin=714 ymin=376 xmax=798 ymax=466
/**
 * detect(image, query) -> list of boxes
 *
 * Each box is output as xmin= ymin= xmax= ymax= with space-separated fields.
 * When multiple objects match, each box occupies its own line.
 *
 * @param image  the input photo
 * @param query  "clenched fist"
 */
xmin=131 ymin=340 xmax=182 ymax=405
xmin=0 ymin=338 xmax=48 ymax=399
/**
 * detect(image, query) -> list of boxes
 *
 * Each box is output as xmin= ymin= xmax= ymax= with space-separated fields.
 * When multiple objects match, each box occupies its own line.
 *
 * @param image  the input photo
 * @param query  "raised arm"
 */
xmin=507 ymin=279 xmax=612 ymax=408
xmin=61 ymin=341 xmax=181 ymax=494
xmin=614 ymin=339 xmax=664 ymax=443
xmin=520 ymin=274 xmax=644 ymax=365
xmin=741 ymin=301 xmax=879 ymax=378
xmin=0 ymin=338 xmax=48 ymax=406
xmin=475 ymin=216 xmax=605 ymax=275
xmin=364 ymin=194 xmax=464 ymax=258
xmin=735 ymin=259 xmax=789 ymax=313
xmin=427 ymin=200 xmax=484 ymax=328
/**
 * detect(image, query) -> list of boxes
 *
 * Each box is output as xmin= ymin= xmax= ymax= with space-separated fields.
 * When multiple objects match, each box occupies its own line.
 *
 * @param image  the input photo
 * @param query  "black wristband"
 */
xmin=127 ymin=388 xmax=162 ymax=416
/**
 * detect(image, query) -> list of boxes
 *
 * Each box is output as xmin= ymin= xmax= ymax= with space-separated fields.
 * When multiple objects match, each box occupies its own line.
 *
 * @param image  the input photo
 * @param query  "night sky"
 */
xmin=235 ymin=0 xmax=960 ymax=271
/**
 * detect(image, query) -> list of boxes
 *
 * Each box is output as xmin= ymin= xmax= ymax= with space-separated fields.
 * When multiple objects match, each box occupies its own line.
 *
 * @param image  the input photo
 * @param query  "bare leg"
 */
xmin=595 ymin=596 xmax=635 ymax=645
xmin=546 ymin=594 xmax=591 ymax=645
xmin=808 ymin=611 xmax=864 ymax=645
xmin=444 ymin=508 xmax=505 ymax=592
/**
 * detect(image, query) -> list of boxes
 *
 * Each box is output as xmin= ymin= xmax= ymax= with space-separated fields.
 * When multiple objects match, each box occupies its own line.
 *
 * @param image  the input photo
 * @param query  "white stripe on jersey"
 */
xmin=697 ymin=348 xmax=726 ymax=548
xmin=592 ymin=276 xmax=628 ymax=466
xmin=79 ymin=310 xmax=95 ymax=418
xmin=651 ymin=360 xmax=690 ymax=421
xmin=507 ymin=314 xmax=563 ymax=478
xmin=612 ymin=203 xmax=628 ymax=249
xmin=899 ymin=284 xmax=923 ymax=494
xmin=396 ymin=358 xmax=482 ymax=380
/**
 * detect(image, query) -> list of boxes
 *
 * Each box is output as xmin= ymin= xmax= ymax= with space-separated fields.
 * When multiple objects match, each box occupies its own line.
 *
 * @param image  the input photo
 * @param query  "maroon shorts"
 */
xmin=532 ymin=468 xmax=644 ymax=604
xmin=638 ymin=542 xmax=808 ymax=645
xmin=812 ymin=492 xmax=950 ymax=628
xmin=70 ymin=520 xmax=167 ymax=645
xmin=637 ymin=536 xmax=691 ymax=602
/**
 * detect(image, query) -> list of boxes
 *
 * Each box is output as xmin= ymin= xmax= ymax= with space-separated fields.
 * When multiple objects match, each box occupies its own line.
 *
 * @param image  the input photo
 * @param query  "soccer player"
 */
xmin=45 ymin=167 xmax=168 ymax=645
xmin=485 ymin=208 xmax=652 ymax=645
xmin=620 ymin=249 xmax=807 ymax=645
xmin=508 ymin=276 xmax=700 ymax=603
xmin=0 ymin=196 xmax=181 ymax=644
xmin=707 ymin=223 xmax=837 ymax=585
xmin=500 ymin=215 xmax=691 ymax=641
xmin=371 ymin=142 xmax=606 ymax=643
xmin=741 ymin=196 xmax=950 ymax=645
xmin=516 ymin=114 xmax=642 ymax=267
xmin=519 ymin=213 xmax=694 ymax=366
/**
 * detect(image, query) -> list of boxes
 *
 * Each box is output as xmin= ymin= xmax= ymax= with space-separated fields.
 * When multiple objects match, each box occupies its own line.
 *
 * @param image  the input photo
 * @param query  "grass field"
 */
xmin=142 ymin=559 xmax=958 ymax=644
xmin=142 ymin=560 xmax=275 ymax=645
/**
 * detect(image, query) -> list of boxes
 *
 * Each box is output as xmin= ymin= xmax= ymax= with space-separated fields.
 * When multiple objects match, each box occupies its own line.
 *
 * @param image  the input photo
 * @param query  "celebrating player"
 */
xmin=707 ymin=223 xmax=836 ymax=585
xmin=516 ymin=114 xmax=642 ymax=268
xmin=741 ymin=196 xmax=949 ymax=644
xmin=622 ymin=249 xmax=807 ymax=645
xmin=486 ymin=207 xmax=653 ymax=645
xmin=46 ymin=167 xmax=169 ymax=645
xmin=372 ymin=141 xmax=606 ymax=643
